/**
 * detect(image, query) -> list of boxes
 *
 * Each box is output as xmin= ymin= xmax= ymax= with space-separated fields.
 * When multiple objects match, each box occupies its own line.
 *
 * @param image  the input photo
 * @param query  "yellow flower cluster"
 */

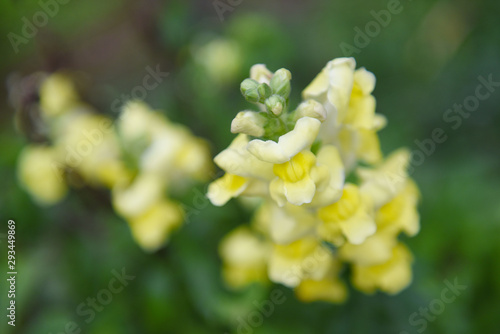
xmin=208 ymin=58 xmax=420 ymax=302
xmin=17 ymin=73 xmax=212 ymax=251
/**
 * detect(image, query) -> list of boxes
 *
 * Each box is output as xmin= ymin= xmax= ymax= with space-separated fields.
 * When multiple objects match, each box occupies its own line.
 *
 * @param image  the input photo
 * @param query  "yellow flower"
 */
xmin=295 ymin=277 xmax=348 ymax=303
xmin=293 ymin=100 xmax=327 ymax=122
xmin=271 ymin=150 xmax=317 ymax=206
xmin=338 ymin=180 xmax=419 ymax=266
xmin=318 ymin=183 xmax=376 ymax=245
xmin=302 ymin=57 xmax=356 ymax=124
xmin=39 ymin=73 xmax=80 ymax=118
xmin=213 ymin=134 xmax=275 ymax=181
xmin=207 ymin=173 xmax=250 ymax=206
xmin=358 ymin=148 xmax=411 ymax=208
xmin=307 ymin=145 xmax=345 ymax=208
xmin=207 ymin=134 xmax=274 ymax=206
xmin=231 ymin=111 xmax=267 ymax=137
xmin=351 ymin=243 xmax=413 ymax=295
xmin=128 ymin=199 xmax=183 ymax=252
xmin=17 ymin=145 xmax=67 ymax=205
xmin=294 ymin=255 xmax=347 ymax=303
xmin=219 ymin=226 xmax=269 ymax=289
xmin=112 ymin=173 xmax=165 ymax=219
xmin=54 ymin=111 xmax=122 ymax=187
xmin=253 ymin=202 xmax=319 ymax=245
xmin=117 ymin=101 xmax=159 ymax=143
xmin=376 ymin=178 xmax=420 ymax=237
xmin=172 ymin=137 xmax=213 ymax=182
xmin=302 ymin=58 xmax=386 ymax=169
xmin=270 ymin=145 xmax=345 ymax=207
xmin=210 ymin=60 xmax=422 ymax=301
xmin=268 ymin=237 xmax=332 ymax=287
xmin=339 ymin=229 xmax=397 ymax=266
xmin=96 ymin=160 xmax=133 ymax=189
xmin=118 ymin=101 xmax=212 ymax=182
xmin=141 ymin=132 xmax=212 ymax=184
xmin=194 ymin=38 xmax=242 ymax=84
xmin=343 ymin=67 xmax=377 ymax=128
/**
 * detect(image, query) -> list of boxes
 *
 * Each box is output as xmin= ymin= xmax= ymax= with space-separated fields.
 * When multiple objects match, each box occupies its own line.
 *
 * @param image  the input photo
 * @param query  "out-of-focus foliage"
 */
xmin=0 ymin=0 xmax=499 ymax=333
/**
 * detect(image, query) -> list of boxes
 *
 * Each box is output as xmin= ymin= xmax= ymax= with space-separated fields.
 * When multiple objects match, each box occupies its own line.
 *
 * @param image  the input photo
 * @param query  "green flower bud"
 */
xmin=257 ymin=83 xmax=272 ymax=102
xmin=265 ymin=94 xmax=286 ymax=116
xmin=240 ymin=78 xmax=260 ymax=103
xmin=270 ymin=68 xmax=292 ymax=98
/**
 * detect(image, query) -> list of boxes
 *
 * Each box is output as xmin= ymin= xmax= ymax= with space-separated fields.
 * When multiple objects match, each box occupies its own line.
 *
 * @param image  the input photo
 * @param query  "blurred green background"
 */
xmin=1 ymin=0 xmax=500 ymax=333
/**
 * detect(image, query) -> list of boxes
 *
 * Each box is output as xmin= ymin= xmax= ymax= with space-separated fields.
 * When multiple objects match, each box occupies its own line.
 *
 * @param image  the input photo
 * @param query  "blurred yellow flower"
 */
xmin=318 ymin=183 xmax=376 ymax=245
xmin=219 ymin=226 xmax=269 ymax=288
xmin=352 ymin=243 xmax=413 ymax=295
xmin=128 ymin=199 xmax=183 ymax=252
xmin=39 ymin=73 xmax=80 ymax=118
xmin=268 ymin=237 xmax=332 ymax=287
xmin=17 ymin=145 xmax=67 ymax=205
xmin=194 ymin=38 xmax=242 ymax=84
xmin=18 ymin=73 xmax=213 ymax=253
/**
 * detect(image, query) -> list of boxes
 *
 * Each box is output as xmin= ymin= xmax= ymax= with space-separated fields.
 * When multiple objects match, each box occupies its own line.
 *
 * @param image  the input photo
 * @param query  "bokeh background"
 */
xmin=1 ymin=0 xmax=500 ymax=333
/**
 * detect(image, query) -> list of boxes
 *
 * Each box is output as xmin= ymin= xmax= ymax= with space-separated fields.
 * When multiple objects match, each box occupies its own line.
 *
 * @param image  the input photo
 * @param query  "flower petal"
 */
xmin=247 ymin=117 xmax=321 ymax=164
xmin=338 ymin=209 xmax=377 ymax=245
xmin=214 ymin=134 xmax=275 ymax=180
xmin=207 ymin=174 xmax=249 ymax=206
xmin=283 ymin=176 xmax=316 ymax=206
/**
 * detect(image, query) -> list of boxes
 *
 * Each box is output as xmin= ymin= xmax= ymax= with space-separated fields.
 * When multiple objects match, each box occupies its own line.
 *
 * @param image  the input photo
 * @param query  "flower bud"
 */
xmin=270 ymin=68 xmax=292 ymax=98
xmin=295 ymin=100 xmax=327 ymax=122
xmin=265 ymin=95 xmax=286 ymax=116
xmin=231 ymin=111 xmax=266 ymax=137
xmin=240 ymin=78 xmax=260 ymax=103
xmin=257 ymin=83 xmax=272 ymax=102
xmin=250 ymin=64 xmax=273 ymax=84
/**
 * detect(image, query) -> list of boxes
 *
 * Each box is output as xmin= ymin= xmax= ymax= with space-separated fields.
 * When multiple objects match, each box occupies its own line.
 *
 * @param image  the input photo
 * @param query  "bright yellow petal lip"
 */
xmin=207 ymin=174 xmax=248 ymax=206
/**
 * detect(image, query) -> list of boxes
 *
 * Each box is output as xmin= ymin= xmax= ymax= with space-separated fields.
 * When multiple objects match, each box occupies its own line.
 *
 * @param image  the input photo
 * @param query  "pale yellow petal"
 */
xmin=17 ymin=145 xmax=67 ymax=205
xmin=295 ymin=278 xmax=348 ymax=303
xmin=112 ymin=173 xmax=165 ymax=218
xmin=352 ymin=243 xmax=413 ymax=295
xmin=207 ymin=173 xmax=248 ymax=206
xmin=247 ymin=117 xmax=321 ymax=164
xmin=283 ymin=176 xmax=316 ymax=206
xmin=128 ymin=200 xmax=183 ymax=252
xmin=214 ymin=134 xmax=274 ymax=180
